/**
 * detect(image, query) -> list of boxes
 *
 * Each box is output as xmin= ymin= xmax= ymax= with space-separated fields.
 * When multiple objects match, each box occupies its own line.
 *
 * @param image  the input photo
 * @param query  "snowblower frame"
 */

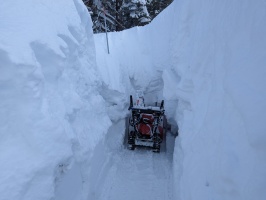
xmin=127 ymin=95 xmax=166 ymax=153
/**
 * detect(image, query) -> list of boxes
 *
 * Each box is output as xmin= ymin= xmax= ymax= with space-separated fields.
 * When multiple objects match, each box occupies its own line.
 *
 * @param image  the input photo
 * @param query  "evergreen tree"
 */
xmin=83 ymin=0 xmax=123 ymax=33
xmin=121 ymin=0 xmax=151 ymax=29
xmin=146 ymin=0 xmax=173 ymax=18
xmin=82 ymin=0 xmax=173 ymax=33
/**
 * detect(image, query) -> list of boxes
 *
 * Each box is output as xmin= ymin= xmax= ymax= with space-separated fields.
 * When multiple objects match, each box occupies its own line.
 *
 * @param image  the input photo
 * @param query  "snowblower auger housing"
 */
xmin=127 ymin=95 xmax=166 ymax=153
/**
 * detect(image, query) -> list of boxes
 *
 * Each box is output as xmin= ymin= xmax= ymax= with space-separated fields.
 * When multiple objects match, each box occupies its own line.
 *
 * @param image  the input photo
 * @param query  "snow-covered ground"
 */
xmin=84 ymin=120 xmax=175 ymax=200
xmin=1 ymin=0 xmax=266 ymax=200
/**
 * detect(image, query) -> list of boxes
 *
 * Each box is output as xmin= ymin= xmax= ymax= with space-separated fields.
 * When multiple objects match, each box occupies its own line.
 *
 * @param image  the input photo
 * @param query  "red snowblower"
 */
xmin=126 ymin=92 xmax=168 ymax=153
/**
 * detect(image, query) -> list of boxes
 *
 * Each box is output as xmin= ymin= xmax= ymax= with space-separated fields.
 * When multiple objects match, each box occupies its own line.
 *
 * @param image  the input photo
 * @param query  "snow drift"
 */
xmin=0 ymin=0 xmax=111 ymax=199
xmin=95 ymin=0 xmax=266 ymax=199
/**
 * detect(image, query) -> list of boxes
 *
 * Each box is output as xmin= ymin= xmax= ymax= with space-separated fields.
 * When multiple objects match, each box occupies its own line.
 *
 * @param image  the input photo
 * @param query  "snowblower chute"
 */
xmin=126 ymin=93 xmax=167 ymax=153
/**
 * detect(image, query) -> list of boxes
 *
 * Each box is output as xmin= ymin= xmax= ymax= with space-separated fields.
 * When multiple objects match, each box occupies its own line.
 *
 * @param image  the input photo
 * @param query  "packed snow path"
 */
xmin=87 ymin=120 xmax=175 ymax=200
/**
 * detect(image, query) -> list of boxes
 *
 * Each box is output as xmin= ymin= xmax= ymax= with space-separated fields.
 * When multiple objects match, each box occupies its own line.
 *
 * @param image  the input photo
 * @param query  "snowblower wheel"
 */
xmin=128 ymin=131 xmax=136 ymax=150
xmin=153 ymin=136 xmax=161 ymax=153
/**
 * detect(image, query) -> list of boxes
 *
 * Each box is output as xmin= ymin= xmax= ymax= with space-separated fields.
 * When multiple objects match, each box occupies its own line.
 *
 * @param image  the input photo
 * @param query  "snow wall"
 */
xmin=0 ymin=0 xmax=111 ymax=199
xmin=95 ymin=0 xmax=266 ymax=200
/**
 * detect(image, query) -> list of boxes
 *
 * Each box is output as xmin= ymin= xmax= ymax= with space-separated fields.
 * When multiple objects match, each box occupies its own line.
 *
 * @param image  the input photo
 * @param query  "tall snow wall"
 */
xmin=94 ymin=0 xmax=266 ymax=199
xmin=0 ymin=0 xmax=111 ymax=199
xmin=170 ymin=1 xmax=266 ymax=200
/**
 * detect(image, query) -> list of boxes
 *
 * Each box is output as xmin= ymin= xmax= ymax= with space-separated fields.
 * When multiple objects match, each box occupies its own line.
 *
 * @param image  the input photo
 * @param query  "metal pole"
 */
xmin=103 ymin=8 xmax=110 ymax=54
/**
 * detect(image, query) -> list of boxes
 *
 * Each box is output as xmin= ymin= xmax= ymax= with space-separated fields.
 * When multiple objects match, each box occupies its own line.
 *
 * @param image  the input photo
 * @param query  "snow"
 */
xmin=85 ymin=120 xmax=175 ymax=200
xmin=1 ymin=0 xmax=266 ymax=200
xmin=168 ymin=1 xmax=266 ymax=199
xmin=94 ymin=0 xmax=266 ymax=199
xmin=0 ymin=0 xmax=111 ymax=199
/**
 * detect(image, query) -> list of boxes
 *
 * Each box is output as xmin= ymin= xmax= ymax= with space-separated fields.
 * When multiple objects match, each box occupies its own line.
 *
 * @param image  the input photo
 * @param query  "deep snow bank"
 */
xmin=171 ymin=1 xmax=266 ymax=199
xmin=94 ymin=0 xmax=266 ymax=199
xmin=0 ymin=0 xmax=111 ymax=199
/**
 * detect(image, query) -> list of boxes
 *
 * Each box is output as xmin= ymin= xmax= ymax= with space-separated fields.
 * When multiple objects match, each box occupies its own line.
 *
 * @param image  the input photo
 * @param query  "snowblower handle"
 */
xmin=128 ymin=95 xmax=133 ymax=110
xmin=160 ymin=100 xmax=164 ymax=110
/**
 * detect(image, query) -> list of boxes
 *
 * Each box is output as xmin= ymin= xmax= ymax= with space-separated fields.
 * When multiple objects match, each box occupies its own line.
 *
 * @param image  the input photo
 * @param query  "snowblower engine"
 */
xmin=127 ymin=93 xmax=167 ymax=153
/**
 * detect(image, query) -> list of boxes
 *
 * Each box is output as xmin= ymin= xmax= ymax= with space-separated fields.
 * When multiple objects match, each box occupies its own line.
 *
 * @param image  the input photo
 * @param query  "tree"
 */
xmin=146 ymin=0 xmax=173 ymax=18
xmin=82 ymin=0 xmax=173 ymax=33
xmin=121 ymin=0 xmax=151 ymax=29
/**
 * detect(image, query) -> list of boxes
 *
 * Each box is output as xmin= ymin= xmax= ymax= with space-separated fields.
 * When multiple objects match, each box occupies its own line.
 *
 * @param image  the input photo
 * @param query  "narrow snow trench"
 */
xmin=91 ymin=39 xmax=177 ymax=199
xmin=87 ymin=120 xmax=175 ymax=200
